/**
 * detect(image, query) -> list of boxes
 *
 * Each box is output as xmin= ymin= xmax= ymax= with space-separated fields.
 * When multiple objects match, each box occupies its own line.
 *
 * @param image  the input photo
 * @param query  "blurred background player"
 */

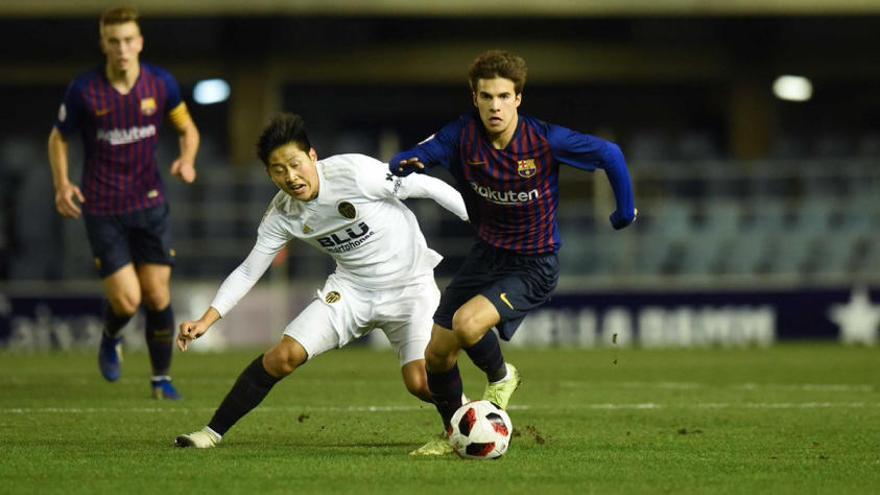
xmin=390 ymin=49 xmax=637 ymax=455
xmin=47 ymin=7 xmax=200 ymax=399
xmin=174 ymin=113 xmax=468 ymax=448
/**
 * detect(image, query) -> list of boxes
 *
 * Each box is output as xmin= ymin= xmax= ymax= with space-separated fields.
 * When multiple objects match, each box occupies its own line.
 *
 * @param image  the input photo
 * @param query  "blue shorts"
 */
xmin=434 ymin=241 xmax=559 ymax=341
xmin=83 ymin=204 xmax=175 ymax=278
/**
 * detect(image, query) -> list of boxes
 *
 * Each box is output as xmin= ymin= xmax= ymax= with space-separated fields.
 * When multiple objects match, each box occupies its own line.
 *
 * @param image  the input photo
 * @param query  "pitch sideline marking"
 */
xmin=2 ymin=402 xmax=877 ymax=414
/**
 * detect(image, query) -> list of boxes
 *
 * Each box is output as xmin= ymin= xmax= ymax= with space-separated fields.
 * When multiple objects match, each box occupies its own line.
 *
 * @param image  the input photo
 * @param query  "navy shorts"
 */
xmin=83 ymin=204 xmax=175 ymax=278
xmin=434 ymin=241 xmax=559 ymax=341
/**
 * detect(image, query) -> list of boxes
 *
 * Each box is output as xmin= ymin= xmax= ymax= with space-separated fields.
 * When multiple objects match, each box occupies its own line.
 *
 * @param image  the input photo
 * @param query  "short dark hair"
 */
xmin=468 ymin=50 xmax=528 ymax=94
xmin=100 ymin=7 xmax=139 ymax=28
xmin=256 ymin=113 xmax=312 ymax=166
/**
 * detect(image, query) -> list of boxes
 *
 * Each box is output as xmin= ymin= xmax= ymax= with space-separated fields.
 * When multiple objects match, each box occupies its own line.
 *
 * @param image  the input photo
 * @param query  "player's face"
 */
xmin=472 ymin=77 xmax=521 ymax=137
xmin=100 ymin=22 xmax=143 ymax=74
xmin=267 ymin=144 xmax=320 ymax=201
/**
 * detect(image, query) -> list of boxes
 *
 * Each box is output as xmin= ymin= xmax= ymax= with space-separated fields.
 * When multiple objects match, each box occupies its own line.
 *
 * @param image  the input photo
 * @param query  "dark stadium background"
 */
xmin=1 ymin=2 xmax=878 ymax=350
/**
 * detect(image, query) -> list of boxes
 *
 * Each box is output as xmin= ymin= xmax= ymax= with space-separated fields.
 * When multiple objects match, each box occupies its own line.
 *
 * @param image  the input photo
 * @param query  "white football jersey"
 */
xmin=255 ymin=153 xmax=464 ymax=289
xmin=210 ymin=153 xmax=467 ymax=316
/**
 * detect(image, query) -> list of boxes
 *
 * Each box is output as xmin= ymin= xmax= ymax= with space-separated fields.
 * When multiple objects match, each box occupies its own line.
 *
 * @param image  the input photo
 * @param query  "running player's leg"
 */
xmin=131 ymin=204 xmax=179 ymax=396
xmin=98 ymin=265 xmax=141 ymax=382
xmin=176 ymin=336 xmax=307 ymax=449
xmin=391 ymin=319 xmax=433 ymax=403
xmin=423 ymin=242 xmax=500 ymax=428
xmin=103 ymin=265 xmax=141 ymax=330
xmin=137 ymin=264 xmax=177 ymax=397
xmin=178 ymin=282 xmax=346 ymax=447
xmin=451 ymin=295 xmax=520 ymax=409
xmin=453 ymin=294 xmax=505 ymax=379
xmin=380 ymin=276 xmax=438 ymax=404
xmin=86 ymin=211 xmax=142 ymax=321
xmin=405 ymin=325 xmax=461 ymax=456
xmin=85 ymin=212 xmax=140 ymax=381
xmin=468 ymin=252 xmax=559 ymax=408
xmin=400 ymin=360 xmax=431 ymax=403
xmin=207 ymin=337 xmax=306 ymax=436
xmin=423 ymin=324 xmax=464 ymax=429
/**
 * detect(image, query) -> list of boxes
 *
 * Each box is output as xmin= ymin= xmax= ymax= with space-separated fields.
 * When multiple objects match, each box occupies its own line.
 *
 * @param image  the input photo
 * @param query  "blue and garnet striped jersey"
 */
xmin=390 ymin=112 xmax=635 ymax=256
xmin=53 ymin=63 xmax=188 ymax=215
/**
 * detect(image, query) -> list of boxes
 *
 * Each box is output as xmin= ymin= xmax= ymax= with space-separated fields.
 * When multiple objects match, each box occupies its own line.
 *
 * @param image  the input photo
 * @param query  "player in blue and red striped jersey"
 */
xmin=390 ymin=50 xmax=637 ymax=455
xmin=47 ymin=7 xmax=200 ymax=400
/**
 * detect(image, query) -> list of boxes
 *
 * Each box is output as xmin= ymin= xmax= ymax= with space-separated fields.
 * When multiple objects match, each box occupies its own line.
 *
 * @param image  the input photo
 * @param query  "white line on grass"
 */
xmin=2 ymin=402 xmax=876 ymax=414
xmin=559 ymin=381 xmax=875 ymax=392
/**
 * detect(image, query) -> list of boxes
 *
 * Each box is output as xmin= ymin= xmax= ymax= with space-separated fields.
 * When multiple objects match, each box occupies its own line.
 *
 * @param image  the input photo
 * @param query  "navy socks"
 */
xmin=145 ymin=305 xmax=175 ymax=376
xmin=102 ymin=304 xmax=132 ymax=338
xmin=427 ymin=363 xmax=464 ymax=430
xmin=464 ymin=331 xmax=507 ymax=383
xmin=208 ymin=355 xmax=281 ymax=436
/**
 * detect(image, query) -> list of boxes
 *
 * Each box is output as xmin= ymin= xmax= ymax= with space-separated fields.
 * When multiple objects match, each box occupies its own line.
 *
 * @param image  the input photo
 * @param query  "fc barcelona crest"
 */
xmin=517 ymin=159 xmax=537 ymax=178
xmin=140 ymin=97 xmax=157 ymax=116
xmin=325 ymin=291 xmax=341 ymax=304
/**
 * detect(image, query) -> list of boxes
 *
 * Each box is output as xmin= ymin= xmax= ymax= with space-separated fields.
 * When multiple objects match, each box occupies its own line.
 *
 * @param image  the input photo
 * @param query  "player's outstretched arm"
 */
xmin=389 ymin=119 xmax=463 ymax=177
xmin=48 ymin=127 xmax=86 ymax=218
xmin=177 ymin=307 xmax=221 ymax=352
xmin=398 ymin=173 xmax=469 ymax=222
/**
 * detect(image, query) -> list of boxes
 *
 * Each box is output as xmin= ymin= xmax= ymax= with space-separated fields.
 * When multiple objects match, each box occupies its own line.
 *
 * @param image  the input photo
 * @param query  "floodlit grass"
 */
xmin=1 ymin=344 xmax=878 ymax=494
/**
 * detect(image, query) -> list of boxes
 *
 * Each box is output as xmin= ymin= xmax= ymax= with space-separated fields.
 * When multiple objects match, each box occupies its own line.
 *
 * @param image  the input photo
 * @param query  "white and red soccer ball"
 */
xmin=448 ymin=400 xmax=513 ymax=460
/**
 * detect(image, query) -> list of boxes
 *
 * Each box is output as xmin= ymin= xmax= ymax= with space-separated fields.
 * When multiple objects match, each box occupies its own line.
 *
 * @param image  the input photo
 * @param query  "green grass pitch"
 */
xmin=1 ymin=344 xmax=878 ymax=494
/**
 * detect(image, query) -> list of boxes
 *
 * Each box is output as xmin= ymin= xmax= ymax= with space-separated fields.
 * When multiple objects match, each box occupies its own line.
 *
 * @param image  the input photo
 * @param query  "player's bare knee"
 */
xmin=451 ymin=313 xmax=486 ymax=347
xmin=263 ymin=351 xmax=296 ymax=377
xmin=264 ymin=341 xmax=306 ymax=378
xmin=425 ymin=345 xmax=457 ymax=372
xmin=141 ymin=289 xmax=170 ymax=311
xmin=109 ymin=292 xmax=140 ymax=317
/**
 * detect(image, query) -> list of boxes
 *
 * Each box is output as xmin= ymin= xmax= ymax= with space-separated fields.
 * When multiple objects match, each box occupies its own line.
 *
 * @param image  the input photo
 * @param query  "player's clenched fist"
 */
xmin=176 ymin=307 xmax=221 ymax=352
xmin=177 ymin=320 xmax=208 ymax=352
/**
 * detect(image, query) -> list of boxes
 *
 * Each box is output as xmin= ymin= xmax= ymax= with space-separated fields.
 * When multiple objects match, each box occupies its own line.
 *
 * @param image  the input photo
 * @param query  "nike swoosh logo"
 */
xmin=95 ymin=108 xmax=111 ymax=117
xmin=499 ymin=293 xmax=514 ymax=310
xmin=466 ymin=160 xmax=486 ymax=166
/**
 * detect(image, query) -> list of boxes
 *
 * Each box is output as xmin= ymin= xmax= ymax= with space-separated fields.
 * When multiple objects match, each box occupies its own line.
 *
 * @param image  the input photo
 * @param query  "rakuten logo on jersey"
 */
xmin=469 ymin=182 xmax=540 ymax=205
xmin=97 ymin=125 xmax=157 ymax=146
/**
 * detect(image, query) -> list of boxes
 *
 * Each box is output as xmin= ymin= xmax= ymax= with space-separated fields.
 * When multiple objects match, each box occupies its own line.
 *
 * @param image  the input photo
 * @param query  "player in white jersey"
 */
xmin=174 ymin=113 xmax=467 ymax=448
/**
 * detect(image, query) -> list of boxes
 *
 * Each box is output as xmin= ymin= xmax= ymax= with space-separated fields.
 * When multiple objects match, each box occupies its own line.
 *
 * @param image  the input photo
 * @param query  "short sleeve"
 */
xmin=54 ymin=81 xmax=84 ymax=136
xmin=155 ymin=67 xmax=183 ymax=113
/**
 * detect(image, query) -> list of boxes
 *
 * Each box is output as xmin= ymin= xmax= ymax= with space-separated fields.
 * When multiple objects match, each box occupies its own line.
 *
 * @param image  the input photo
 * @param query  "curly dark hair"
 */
xmin=256 ymin=113 xmax=312 ymax=166
xmin=468 ymin=50 xmax=528 ymax=94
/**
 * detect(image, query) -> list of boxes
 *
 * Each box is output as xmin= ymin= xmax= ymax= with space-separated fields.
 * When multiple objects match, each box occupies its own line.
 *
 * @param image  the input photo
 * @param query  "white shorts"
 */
xmin=283 ymin=273 xmax=440 ymax=366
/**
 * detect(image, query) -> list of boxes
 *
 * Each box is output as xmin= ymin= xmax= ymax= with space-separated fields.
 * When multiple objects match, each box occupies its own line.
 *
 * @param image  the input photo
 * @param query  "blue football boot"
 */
xmin=98 ymin=333 xmax=123 ymax=382
xmin=151 ymin=377 xmax=182 ymax=400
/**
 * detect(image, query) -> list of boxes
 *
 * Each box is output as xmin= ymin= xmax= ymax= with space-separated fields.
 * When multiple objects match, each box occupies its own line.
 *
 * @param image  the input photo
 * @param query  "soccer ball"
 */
xmin=448 ymin=400 xmax=513 ymax=460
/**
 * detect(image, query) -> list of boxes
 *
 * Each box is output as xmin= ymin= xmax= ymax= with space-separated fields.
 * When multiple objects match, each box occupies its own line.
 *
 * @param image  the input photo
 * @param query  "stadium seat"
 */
xmin=627 ymin=130 xmax=675 ymax=161
xmin=790 ymin=197 xmax=834 ymax=235
xmin=633 ymin=201 xmax=693 ymax=275
xmin=764 ymin=231 xmax=817 ymax=276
